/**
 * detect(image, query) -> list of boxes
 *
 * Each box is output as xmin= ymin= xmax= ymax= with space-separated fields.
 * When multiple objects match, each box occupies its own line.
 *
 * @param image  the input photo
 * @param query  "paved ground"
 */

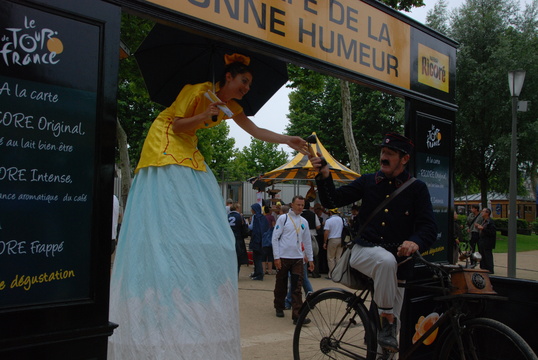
xmin=239 ymin=251 xmax=538 ymax=359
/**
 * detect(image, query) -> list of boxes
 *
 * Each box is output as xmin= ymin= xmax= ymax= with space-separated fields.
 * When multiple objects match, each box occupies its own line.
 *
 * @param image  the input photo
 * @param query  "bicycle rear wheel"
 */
xmin=293 ymin=291 xmax=376 ymax=360
xmin=438 ymin=317 xmax=537 ymax=360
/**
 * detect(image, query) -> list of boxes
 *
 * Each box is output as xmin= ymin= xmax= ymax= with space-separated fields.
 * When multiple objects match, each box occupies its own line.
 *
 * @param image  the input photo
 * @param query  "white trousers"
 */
xmin=349 ymin=244 xmax=405 ymax=318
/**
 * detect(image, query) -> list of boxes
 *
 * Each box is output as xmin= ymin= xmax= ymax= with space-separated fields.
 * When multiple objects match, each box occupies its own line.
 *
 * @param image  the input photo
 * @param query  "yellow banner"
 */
xmin=418 ymin=44 xmax=449 ymax=93
xmin=148 ymin=0 xmax=411 ymax=89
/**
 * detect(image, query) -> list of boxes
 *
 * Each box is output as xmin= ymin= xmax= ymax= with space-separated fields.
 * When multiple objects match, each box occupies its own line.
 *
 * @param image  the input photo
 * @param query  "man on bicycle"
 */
xmin=311 ymin=132 xmax=437 ymax=354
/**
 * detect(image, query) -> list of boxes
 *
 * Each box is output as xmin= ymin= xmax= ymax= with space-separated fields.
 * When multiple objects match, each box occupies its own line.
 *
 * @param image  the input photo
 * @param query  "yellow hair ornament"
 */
xmin=224 ymin=53 xmax=251 ymax=66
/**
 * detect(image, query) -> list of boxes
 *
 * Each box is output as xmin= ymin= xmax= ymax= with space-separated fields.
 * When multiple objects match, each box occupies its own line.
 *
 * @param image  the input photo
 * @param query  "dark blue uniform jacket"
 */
xmin=316 ymin=170 xmax=438 ymax=279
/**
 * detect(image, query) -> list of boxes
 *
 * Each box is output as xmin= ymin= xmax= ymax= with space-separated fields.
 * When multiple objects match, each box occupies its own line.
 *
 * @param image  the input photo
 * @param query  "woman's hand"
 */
xmin=206 ymin=101 xmax=224 ymax=118
xmin=286 ymin=136 xmax=309 ymax=155
xmin=172 ymin=101 xmax=224 ymax=134
xmin=233 ymin=114 xmax=310 ymax=154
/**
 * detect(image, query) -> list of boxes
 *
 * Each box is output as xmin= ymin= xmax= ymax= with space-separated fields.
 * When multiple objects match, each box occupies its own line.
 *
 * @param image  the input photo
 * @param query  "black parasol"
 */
xmin=134 ymin=24 xmax=289 ymax=116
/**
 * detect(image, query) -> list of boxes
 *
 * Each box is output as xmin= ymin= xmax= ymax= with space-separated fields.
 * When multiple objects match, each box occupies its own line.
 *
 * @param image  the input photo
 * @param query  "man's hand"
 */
xmin=397 ymin=240 xmax=419 ymax=257
xmin=308 ymin=261 xmax=315 ymax=272
xmin=274 ymin=259 xmax=282 ymax=270
xmin=310 ymin=151 xmax=330 ymax=178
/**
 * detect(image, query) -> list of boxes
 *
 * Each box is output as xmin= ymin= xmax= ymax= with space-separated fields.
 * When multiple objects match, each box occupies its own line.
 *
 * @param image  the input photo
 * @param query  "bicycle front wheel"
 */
xmin=438 ymin=317 xmax=537 ymax=360
xmin=293 ymin=291 xmax=376 ymax=360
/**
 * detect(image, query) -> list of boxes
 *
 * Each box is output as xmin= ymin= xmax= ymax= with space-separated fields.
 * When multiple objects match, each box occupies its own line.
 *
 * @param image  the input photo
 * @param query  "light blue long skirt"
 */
xmin=108 ymin=165 xmax=241 ymax=359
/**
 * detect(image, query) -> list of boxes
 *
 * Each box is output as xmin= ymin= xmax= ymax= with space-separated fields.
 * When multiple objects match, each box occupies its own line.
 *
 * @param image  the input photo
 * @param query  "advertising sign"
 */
xmin=414 ymin=114 xmax=452 ymax=262
xmin=0 ymin=2 xmax=100 ymax=308
xmin=144 ymin=0 xmax=456 ymax=104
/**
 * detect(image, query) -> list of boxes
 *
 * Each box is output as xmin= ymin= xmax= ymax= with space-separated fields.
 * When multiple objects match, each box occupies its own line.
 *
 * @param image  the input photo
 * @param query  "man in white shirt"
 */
xmin=323 ymin=208 xmax=344 ymax=278
xmin=272 ymin=195 xmax=315 ymax=324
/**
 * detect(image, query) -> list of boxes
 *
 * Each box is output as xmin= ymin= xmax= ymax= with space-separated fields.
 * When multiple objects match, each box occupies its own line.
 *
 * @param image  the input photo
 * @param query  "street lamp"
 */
xmin=507 ymin=70 xmax=525 ymax=278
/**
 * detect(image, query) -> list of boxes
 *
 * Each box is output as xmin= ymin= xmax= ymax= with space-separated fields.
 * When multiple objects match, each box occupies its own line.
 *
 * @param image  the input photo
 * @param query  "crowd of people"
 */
xmin=226 ymin=196 xmax=356 ymax=281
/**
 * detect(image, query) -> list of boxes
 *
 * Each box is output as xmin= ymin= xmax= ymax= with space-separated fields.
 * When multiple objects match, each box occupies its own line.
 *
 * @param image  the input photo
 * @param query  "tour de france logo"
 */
xmin=0 ymin=16 xmax=63 ymax=67
xmin=426 ymin=125 xmax=442 ymax=149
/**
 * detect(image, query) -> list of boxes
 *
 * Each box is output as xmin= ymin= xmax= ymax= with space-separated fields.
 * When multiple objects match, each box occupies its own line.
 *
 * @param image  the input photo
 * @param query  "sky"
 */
xmin=227 ymin=0 xmax=465 ymax=155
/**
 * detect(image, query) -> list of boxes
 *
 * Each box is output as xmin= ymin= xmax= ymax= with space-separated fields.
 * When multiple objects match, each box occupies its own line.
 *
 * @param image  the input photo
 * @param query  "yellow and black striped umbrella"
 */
xmin=259 ymin=133 xmax=360 ymax=184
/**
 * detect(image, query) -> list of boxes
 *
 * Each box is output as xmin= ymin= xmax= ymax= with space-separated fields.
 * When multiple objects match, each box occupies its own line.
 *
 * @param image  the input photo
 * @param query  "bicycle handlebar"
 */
xmin=399 ymin=251 xmax=455 ymax=276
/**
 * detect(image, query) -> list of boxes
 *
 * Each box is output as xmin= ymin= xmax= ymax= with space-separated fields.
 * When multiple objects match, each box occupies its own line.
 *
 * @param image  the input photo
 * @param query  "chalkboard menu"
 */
xmin=0 ymin=2 xmax=100 ymax=307
xmin=415 ymin=114 xmax=452 ymax=263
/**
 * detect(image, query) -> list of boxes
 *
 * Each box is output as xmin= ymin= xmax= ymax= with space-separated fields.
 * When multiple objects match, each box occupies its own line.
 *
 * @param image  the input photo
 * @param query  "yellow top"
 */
xmin=135 ymin=82 xmax=243 ymax=173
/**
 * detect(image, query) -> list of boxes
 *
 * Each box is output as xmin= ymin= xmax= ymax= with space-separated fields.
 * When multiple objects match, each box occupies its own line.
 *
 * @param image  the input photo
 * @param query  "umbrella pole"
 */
xmin=211 ymin=45 xmax=216 ymax=93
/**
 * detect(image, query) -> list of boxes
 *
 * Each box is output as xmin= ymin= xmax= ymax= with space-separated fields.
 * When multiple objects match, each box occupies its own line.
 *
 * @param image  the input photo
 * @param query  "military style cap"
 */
xmin=379 ymin=132 xmax=414 ymax=154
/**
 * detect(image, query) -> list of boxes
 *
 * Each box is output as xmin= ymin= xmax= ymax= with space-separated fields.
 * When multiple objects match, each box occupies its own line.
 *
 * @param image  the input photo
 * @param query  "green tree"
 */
xmin=116 ymin=14 xmax=159 ymax=206
xmin=380 ymin=0 xmax=425 ymax=11
xmin=447 ymin=0 xmax=538 ymax=206
xmin=425 ymin=0 xmax=451 ymax=34
xmin=235 ymin=138 xmax=289 ymax=179
xmin=513 ymin=1 xmax=538 ymax=199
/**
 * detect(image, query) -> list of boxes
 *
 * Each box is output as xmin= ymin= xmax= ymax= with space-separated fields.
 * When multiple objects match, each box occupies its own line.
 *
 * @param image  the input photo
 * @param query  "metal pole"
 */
xmin=508 ymin=95 xmax=518 ymax=278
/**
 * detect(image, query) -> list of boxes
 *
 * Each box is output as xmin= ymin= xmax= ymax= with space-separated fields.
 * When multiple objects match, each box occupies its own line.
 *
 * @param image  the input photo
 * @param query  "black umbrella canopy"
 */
xmin=134 ymin=24 xmax=289 ymax=116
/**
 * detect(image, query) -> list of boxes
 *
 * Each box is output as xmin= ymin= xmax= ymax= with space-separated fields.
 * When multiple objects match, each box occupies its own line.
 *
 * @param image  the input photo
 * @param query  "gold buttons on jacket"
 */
xmin=384 ymin=209 xmax=389 ymax=213
xmin=381 ymin=222 xmax=386 ymax=226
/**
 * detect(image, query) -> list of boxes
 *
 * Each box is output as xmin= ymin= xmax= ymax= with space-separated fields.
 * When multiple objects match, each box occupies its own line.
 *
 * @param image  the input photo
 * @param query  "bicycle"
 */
xmin=293 ymin=251 xmax=537 ymax=360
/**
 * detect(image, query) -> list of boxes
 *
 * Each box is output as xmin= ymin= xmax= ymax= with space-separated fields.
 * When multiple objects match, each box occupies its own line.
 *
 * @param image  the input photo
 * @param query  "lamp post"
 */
xmin=507 ymin=70 xmax=525 ymax=278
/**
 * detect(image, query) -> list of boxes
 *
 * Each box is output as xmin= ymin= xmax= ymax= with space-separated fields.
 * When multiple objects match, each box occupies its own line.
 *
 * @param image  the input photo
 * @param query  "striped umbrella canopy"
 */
xmin=258 ymin=133 xmax=360 ymax=184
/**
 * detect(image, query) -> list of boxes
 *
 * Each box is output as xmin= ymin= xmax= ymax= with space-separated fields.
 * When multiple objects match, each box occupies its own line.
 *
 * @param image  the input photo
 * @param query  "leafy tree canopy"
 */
xmin=445 ymin=0 xmax=538 ymax=202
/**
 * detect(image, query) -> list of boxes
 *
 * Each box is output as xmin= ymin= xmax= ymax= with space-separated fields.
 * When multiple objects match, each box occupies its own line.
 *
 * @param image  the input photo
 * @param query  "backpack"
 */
xmin=241 ymin=219 xmax=250 ymax=239
xmin=262 ymin=227 xmax=274 ymax=248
